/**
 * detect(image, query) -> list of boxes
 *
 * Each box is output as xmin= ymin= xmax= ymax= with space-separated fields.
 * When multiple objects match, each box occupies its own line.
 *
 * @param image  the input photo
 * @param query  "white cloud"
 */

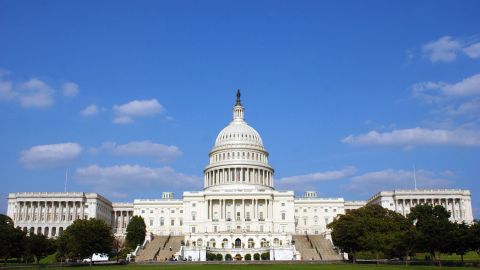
xmin=19 ymin=142 xmax=82 ymax=169
xmin=0 ymin=76 xmax=55 ymax=108
xmin=112 ymin=141 xmax=182 ymax=162
xmin=0 ymin=79 xmax=15 ymax=101
xmin=444 ymin=98 xmax=480 ymax=116
xmin=75 ymin=164 xmax=201 ymax=192
xmin=62 ymin=82 xmax=79 ymax=97
xmin=346 ymin=169 xmax=452 ymax=194
xmin=80 ymin=104 xmax=99 ymax=116
xmin=423 ymin=36 xmax=462 ymax=63
xmin=112 ymin=99 xmax=164 ymax=124
xmin=277 ymin=166 xmax=356 ymax=189
xmin=463 ymin=42 xmax=480 ymax=59
xmin=412 ymin=73 xmax=480 ymax=102
xmin=96 ymin=141 xmax=182 ymax=162
xmin=342 ymin=127 xmax=480 ymax=147
xmin=17 ymin=78 xmax=55 ymax=108
xmin=113 ymin=116 xmax=133 ymax=124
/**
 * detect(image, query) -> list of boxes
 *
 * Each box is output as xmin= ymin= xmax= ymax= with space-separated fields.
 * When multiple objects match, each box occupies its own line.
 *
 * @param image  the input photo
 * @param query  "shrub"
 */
xmin=245 ymin=253 xmax=251 ymax=260
xmin=261 ymin=252 xmax=270 ymax=260
xmin=216 ymin=253 xmax=223 ymax=261
xmin=225 ymin=254 xmax=232 ymax=261
xmin=206 ymin=252 xmax=216 ymax=261
xmin=253 ymin=253 xmax=260 ymax=260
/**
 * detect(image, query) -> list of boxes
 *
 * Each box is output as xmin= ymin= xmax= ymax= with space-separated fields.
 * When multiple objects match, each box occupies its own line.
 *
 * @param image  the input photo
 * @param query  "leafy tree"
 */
xmin=408 ymin=204 xmax=453 ymax=262
xmin=261 ymin=252 xmax=270 ymax=260
xmin=225 ymin=254 xmax=232 ymax=260
xmin=470 ymin=220 xmax=480 ymax=255
xmin=125 ymin=216 xmax=146 ymax=249
xmin=0 ymin=214 xmax=25 ymax=263
xmin=24 ymin=234 xmax=51 ymax=263
xmin=245 ymin=253 xmax=251 ymax=260
xmin=327 ymin=213 xmax=363 ymax=262
xmin=448 ymin=222 xmax=471 ymax=263
xmin=253 ymin=253 xmax=260 ymax=260
xmin=328 ymin=204 xmax=410 ymax=262
xmin=58 ymin=218 xmax=114 ymax=264
xmin=388 ymin=226 xmax=419 ymax=265
xmin=216 ymin=253 xmax=223 ymax=261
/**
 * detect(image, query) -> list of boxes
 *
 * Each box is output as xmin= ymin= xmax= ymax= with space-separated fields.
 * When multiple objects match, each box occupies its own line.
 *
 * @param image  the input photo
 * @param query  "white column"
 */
xmin=266 ymin=199 xmax=269 ymax=219
xmin=121 ymin=211 xmax=125 ymax=230
xmin=30 ymin=202 xmax=34 ymax=222
xmin=53 ymin=202 xmax=57 ymax=222
xmin=243 ymin=199 xmax=245 ymax=221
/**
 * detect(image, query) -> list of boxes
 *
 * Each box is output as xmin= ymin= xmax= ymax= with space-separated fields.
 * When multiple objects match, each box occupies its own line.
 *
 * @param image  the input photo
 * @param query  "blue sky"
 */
xmin=1 ymin=1 xmax=479 ymax=217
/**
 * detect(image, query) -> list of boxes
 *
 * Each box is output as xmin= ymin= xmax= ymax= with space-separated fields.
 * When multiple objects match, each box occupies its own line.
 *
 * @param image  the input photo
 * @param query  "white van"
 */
xmin=83 ymin=253 xmax=109 ymax=263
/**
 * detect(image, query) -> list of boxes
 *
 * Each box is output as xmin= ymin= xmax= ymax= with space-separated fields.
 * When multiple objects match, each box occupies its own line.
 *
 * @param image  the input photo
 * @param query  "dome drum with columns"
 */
xmin=204 ymin=90 xmax=274 ymax=190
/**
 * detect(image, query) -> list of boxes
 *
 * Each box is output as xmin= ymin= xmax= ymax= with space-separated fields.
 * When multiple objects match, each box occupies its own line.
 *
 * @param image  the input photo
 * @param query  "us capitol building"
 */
xmin=6 ymin=91 xmax=474 ymax=261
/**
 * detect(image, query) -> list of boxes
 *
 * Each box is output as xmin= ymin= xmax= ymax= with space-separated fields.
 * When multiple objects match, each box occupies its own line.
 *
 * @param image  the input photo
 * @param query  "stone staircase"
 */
xmin=157 ymin=236 xmax=184 ymax=261
xmin=292 ymin=235 xmax=321 ymax=260
xmin=135 ymin=235 xmax=169 ymax=262
xmin=309 ymin=235 xmax=343 ymax=261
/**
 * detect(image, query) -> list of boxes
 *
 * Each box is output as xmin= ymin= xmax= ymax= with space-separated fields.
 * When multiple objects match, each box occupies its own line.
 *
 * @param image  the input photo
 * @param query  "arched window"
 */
xmin=235 ymin=238 xmax=242 ymax=248
xmin=222 ymin=238 xmax=229 ymax=248
xmin=209 ymin=238 xmax=216 ymax=248
xmin=248 ymin=238 xmax=255 ymax=248
xmin=260 ymin=238 xmax=267 ymax=247
xmin=273 ymin=238 xmax=280 ymax=246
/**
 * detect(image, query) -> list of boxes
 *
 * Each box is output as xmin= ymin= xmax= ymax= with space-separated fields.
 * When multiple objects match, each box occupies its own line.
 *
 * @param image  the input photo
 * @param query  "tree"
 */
xmin=261 ymin=252 xmax=270 ymax=260
xmin=125 ymin=216 xmax=146 ymax=250
xmin=225 ymin=254 xmax=232 ymax=261
xmin=470 ymin=220 xmax=480 ymax=255
xmin=24 ymin=234 xmax=50 ymax=263
xmin=253 ymin=253 xmax=260 ymax=260
xmin=245 ymin=253 xmax=251 ymax=260
xmin=0 ymin=214 xmax=25 ymax=263
xmin=328 ymin=204 xmax=410 ymax=262
xmin=215 ymin=253 xmax=223 ymax=261
xmin=408 ymin=204 xmax=453 ymax=262
xmin=388 ymin=226 xmax=419 ymax=265
xmin=449 ymin=222 xmax=471 ymax=263
xmin=58 ymin=218 xmax=114 ymax=264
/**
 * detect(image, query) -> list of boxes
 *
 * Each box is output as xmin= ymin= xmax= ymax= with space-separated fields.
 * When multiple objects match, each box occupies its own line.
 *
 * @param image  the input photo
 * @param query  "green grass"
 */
xmin=413 ymin=252 xmax=480 ymax=261
xmin=16 ymin=265 xmax=479 ymax=270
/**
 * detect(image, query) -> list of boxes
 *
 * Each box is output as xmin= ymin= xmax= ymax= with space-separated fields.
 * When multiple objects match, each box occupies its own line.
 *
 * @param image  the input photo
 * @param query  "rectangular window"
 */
xmin=325 ymin=217 xmax=329 ymax=224
xmin=160 ymin=218 xmax=164 ymax=226
xmin=171 ymin=219 xmax=174 ymax=226
xmin=236 ymin=212 xmax=241 ymax=221
xmin=259 ymin=212 xmax=264 ymax=220
xmin=150 ymin=219 xmax=153 ymax=226
xmin=214 ymin=225 xmax=217 ymax=232
xmin=180 ymin=219 xmax=183 ymax=226
xmin=191 ymin=226 xmax=196 ymax=233
xmin=260 ymin=225 xmax=264 ymax=232
xmin=246 ymin=212 xmax=250 ymax=221
xmin=192 ymin=212 xmax=196 ymax=221
xmin=281 ymin=212 xmax=286 ymax=220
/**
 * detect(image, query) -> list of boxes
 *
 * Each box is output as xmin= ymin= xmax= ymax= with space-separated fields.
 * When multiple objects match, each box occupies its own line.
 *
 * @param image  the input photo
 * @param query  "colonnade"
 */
xmin=205 ymin=167 xmax=273 ymax=188
xmin=205 ymin=198 xmax=274 ymax=223
xmin=112 ymin=210 xmax=134 ymax=234
xmin=396 ymin=197 xmax=464 ymax=219
xmin=12 ymin=200 xmax=85 ymax=237
xmin=14 ymin=200 xmax=85 ymax=223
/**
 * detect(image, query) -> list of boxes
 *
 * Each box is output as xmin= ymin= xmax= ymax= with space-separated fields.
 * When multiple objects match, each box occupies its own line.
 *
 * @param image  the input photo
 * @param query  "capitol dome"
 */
xmin=214 ymin=116 xmax=264 ymax=149
xmin=204 ymin=90 xmax=274 ymax=191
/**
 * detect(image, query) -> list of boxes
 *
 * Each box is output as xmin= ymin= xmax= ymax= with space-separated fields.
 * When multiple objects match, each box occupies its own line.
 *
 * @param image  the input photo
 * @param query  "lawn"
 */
xmin=19 ymin=264 xmax=478 ymax=270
